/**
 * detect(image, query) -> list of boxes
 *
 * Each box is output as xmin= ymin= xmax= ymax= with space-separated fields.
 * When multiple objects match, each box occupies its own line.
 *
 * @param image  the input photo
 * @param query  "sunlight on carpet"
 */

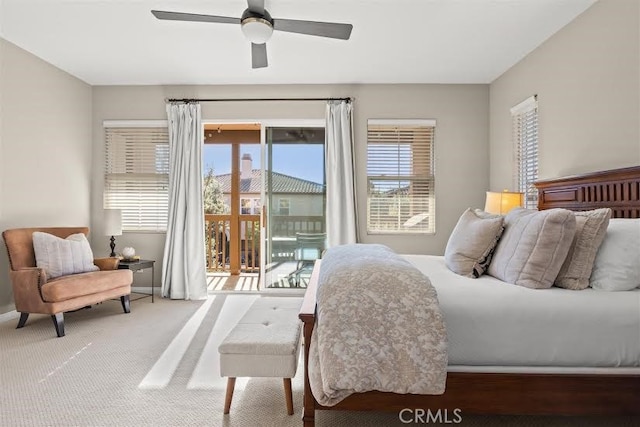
xmin=1 ymin=294 xmax=638 ymax=426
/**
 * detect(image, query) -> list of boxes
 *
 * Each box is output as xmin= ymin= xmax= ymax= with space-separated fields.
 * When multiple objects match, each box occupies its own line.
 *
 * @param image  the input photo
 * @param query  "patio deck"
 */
xmin=207 ymin=261 xmax=314 ymax=291
xmin=207 ymin=273 xmax=260 ymax=292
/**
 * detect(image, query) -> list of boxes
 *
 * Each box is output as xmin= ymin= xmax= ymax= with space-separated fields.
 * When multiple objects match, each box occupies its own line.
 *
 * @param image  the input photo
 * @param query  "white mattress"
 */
xmin=403 ymin=255 xmax=640 ymax=369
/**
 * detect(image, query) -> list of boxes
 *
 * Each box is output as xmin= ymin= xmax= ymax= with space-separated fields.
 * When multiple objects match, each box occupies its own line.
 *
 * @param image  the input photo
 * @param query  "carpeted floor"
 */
xmin=0 ymin=293 xmax=637 ymax=427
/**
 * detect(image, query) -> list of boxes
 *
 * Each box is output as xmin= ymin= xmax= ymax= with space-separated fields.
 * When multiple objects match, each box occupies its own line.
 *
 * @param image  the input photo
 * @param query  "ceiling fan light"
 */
xmin=241 ymin=17 xmax=273 ymax=44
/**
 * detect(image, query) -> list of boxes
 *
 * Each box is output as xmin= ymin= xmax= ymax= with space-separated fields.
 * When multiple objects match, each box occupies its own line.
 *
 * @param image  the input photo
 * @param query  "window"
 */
xmin=511 ymin=96 xmax=539 ymax=209
xmin=240 ymin=198 xmax=261 ymax=215
xmin=278 ymin=198 xmax=290 ymax=215
xmin=241 ymin=198 xmax=252 ymax=214
xmin=252 ymin=198 xmax=262 ymax=215
xmin=367 ymin=119 xmax=436 ymax=234
xmin=104 ymin=122 xmax=169 ymax=232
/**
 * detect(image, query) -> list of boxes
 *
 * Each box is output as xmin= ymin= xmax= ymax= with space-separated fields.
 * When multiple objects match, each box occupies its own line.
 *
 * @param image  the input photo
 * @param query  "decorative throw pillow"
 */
xmin=444 ymin=208 xmax=504 ymax=278
xmin=589 ymin=218 xmax=640 ymax=291
xmin=487 ymin=208 xmax=576 ymax=289
xmin=554 ymin=208 xmax=611 ymax=290
xmin=33 ymin=232 xmax=99 ymax=279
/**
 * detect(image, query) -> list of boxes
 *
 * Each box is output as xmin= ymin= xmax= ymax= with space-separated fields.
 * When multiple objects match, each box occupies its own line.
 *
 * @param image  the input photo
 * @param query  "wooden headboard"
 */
xmin=535 ymin=166 xmax=640 ymax=218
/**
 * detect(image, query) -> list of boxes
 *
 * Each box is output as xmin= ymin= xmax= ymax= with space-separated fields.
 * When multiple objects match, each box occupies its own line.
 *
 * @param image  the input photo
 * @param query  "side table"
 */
xmin=118 ymin=259 xmax=156 ymax=302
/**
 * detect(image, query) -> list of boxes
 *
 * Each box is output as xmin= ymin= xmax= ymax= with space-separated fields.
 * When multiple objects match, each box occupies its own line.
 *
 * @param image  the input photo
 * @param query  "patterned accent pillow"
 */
xmin=444 ymin=208 xmax=505 ymax=278
xmin=487 ymin=208 xmax=576 ymax=289
xmin=554 ymin=208 xmax=611 ymax=290
xmin=33 ymin=232 xmax=99 ymax=279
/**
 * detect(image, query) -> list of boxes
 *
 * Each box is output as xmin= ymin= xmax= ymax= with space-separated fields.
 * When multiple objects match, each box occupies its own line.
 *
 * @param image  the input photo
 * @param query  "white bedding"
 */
xmin=403 ymin=254 xmax=640 ymax=368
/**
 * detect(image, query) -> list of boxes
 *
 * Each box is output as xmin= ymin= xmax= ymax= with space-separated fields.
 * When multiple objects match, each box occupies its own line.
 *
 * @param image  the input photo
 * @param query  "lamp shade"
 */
xmin=103 ymin=209 xmax=122 ymax=236
xmin=484 ymin=191 xmax=524 ymax=215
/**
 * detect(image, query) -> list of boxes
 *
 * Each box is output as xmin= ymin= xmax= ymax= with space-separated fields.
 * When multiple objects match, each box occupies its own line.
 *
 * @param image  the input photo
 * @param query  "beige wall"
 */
xmin=0 ymin=39 xmax=4 ymax=227
xmin=0 ymin=38 xmax=93 ymax=314
xmin=489 ymin=0 xmax=640 ymax=191
xmin=92 ymin=84 xmax=489 ymax=282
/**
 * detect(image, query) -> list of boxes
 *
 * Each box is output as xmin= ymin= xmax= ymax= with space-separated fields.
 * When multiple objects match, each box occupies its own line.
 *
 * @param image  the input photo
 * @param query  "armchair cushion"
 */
xmin=42 ymin=270 xmax=133 ymax=302
xmin=33 ymin=232 xmax=99 ymax=279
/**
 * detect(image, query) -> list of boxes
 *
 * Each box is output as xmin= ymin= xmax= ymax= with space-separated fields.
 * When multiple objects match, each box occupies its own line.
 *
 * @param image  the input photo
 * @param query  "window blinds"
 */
xmin=367 ymin=119 xmax=436 ymax=234
xmin=104 ymin=125 xmax=169 ymax=232
xmin=511 ymin=96 xmax=539 ymax=209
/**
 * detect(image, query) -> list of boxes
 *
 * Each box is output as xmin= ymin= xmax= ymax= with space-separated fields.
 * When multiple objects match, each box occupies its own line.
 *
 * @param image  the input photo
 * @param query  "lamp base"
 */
xmin=109 ymin=236 xmax=116 ymax=257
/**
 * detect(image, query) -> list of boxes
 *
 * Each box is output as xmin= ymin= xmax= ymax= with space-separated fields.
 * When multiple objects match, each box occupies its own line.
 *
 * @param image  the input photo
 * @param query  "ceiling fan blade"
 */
xmin=247 ymin=0 xmax=265 ymax=14
xmin=251 ymin=43 xmax=268 ymax=69
xmin=273 ymin=19 xmax=352 ymax=40
xmin=151 ymin=10 xmax=240 ymax=25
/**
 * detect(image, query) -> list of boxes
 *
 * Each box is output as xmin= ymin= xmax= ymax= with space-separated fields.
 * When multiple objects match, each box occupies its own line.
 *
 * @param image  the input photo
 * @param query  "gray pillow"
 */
xmin=487 ymin=208 xmax=576 ymax=289
xmin=444 ymin=208 xmax=504 ymax=278
xmin=554 ymin=208 xmax=611 ymax=290
xmin=33 ymin=232 xmax=99 ymax=279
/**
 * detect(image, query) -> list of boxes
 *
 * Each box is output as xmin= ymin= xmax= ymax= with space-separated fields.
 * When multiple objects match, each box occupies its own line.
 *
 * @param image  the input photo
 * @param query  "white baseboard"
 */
xmin=0 ymin=310 xmax=19 ymax=323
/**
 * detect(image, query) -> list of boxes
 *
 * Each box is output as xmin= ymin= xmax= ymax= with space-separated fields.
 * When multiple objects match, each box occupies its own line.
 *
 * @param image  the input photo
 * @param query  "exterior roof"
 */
xmin=215 ymin=170 xmax=324 ymax=194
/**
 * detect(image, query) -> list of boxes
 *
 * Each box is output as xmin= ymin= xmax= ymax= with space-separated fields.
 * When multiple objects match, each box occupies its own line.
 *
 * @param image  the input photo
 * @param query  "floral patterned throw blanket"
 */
xmin=308 ymin=244 xmax=448 ymax=406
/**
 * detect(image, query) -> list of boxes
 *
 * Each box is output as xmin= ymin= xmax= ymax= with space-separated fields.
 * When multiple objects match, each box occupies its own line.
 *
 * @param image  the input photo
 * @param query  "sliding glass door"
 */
xmin=262 ymin=125 xmax=326 ymax=289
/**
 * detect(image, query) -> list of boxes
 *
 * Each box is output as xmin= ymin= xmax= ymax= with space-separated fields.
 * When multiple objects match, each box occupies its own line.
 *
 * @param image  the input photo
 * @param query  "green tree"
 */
xmin=203 ymin=164 xmax=228 ymax=214
xmin=203 ymin=165 xmax=229 ymax=270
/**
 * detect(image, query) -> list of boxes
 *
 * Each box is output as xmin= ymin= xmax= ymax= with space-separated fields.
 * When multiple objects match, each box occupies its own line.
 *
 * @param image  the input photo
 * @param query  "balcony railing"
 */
xmin=270 ymin=215 xmax=324 ymax=237
xmin=205 ymin=214 xmax=325 ymax=274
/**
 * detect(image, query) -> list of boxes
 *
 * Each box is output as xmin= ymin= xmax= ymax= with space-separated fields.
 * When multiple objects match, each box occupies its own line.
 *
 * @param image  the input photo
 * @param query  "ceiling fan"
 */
xmin=151 ymin=0 xmax=353 ymax=69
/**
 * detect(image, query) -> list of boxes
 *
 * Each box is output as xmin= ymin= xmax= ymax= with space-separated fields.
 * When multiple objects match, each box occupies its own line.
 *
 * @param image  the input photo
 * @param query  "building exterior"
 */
xmin=215 ymin=154 xmax=325 ymax=217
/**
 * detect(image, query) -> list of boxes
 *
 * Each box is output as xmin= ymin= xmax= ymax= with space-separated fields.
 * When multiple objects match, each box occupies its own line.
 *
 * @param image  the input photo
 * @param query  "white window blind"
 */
xmin=367 ymin=119 xmax=436 ymax=234
xmin=104 ymin=125 xmax=169 ymax=232
xmin=511 ymin=96 xmax=539 ymax=209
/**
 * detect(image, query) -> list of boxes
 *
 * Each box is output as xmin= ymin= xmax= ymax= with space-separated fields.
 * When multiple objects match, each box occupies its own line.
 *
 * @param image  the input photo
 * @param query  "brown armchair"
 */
xmin=2 ymin=227 xmax=133 ymax=337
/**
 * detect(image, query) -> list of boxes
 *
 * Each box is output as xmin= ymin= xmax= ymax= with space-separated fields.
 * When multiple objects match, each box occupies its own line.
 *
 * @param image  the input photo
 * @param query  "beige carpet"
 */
xmin=0 ymin=293 xmax=637 ymax=427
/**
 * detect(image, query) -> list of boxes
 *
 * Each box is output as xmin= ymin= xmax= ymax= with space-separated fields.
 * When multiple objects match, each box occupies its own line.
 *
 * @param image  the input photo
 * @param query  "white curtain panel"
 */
xmin=325 ymin=100 xmax=358 ymax=247
xmin=162 ymin=103 xmax=207 ymax=300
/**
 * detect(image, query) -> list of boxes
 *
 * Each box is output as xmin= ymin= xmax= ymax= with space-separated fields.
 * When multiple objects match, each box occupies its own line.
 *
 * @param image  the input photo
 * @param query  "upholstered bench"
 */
xmin=218 ymin=297 xmax=303 ymax=415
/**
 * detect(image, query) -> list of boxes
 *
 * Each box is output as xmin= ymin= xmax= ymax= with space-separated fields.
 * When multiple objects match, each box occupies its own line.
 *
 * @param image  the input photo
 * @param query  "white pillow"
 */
xmin=33 ymin=232 xmax=99 ymax=279
xmin=589 ymin=218 xmax=640 ymax=291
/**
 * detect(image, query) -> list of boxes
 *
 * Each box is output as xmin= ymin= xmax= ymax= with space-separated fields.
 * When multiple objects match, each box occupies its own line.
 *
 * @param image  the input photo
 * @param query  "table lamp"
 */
xmin=484 ymin=191 xmax=524 ymax=215
xmin=103 ymin=209 xmax=122 ymax=257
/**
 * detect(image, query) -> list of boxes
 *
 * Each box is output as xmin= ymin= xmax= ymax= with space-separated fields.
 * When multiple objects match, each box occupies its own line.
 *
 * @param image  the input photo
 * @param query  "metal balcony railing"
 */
xmin=205 ymin=214 xmax=325 ymax=274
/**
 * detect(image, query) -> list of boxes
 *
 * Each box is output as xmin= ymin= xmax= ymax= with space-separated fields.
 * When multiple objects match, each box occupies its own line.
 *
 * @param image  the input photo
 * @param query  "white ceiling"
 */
xmin=0 ymin=0 xmax=597 ymax=86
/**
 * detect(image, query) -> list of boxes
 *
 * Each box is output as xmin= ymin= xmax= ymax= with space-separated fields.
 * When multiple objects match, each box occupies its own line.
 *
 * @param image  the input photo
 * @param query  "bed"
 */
xmin=298 ymin=166 xmax=640 ymax=426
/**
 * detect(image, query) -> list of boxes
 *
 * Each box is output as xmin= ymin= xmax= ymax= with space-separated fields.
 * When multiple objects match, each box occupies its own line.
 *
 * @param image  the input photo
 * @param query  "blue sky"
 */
xmin=203 ymin=143 xmax=324 ymax=184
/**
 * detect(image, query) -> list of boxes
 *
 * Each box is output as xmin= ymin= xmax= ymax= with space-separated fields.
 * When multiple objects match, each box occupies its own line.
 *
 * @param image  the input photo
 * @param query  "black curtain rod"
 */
xmin=166 ymin=97 xmax=352 ymax=103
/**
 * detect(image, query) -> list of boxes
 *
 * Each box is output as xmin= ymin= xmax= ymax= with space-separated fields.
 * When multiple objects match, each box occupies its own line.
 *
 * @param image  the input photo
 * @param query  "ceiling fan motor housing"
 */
xmin=241 ymin=8 xmax=273 ymax=24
